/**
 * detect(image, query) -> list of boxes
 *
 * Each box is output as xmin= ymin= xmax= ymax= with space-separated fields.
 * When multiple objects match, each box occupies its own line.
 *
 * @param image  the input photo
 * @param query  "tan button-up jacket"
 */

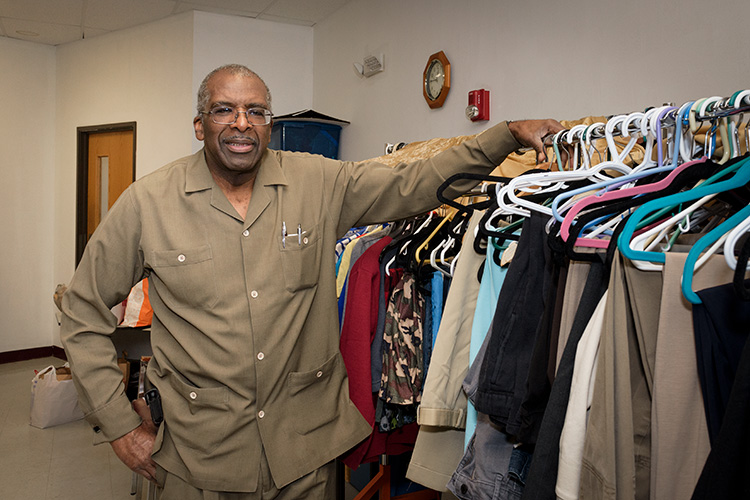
xmin=60 ymin=122 xmax=522 ymax=491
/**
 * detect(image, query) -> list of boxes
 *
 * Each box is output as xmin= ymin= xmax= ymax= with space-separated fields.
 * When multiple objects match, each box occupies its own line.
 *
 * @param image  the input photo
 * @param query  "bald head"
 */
xmin=196 ymin=64 xmax=272 ymax=115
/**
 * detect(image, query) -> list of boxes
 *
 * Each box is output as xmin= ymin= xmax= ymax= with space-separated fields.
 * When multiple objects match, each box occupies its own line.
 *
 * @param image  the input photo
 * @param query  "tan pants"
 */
xmin=155 ymin=452 xmax=336 ymax=500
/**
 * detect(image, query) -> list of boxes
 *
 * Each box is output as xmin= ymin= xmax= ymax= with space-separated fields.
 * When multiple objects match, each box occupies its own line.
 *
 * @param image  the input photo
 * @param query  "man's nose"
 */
xmin=232 ymin=110 xmax=252 ymax=131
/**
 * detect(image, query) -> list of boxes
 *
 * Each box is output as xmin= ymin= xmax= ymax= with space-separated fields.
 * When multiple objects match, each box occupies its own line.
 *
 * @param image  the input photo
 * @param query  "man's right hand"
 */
xmin=110 ymin=398 xmax=158 ymax=482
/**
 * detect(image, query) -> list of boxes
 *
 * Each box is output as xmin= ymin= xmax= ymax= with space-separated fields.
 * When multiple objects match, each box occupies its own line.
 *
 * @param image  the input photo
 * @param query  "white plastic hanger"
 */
xmin=385 ymin=212 xmax=433 ymax=276
xmin=724 ymin=214 xmax=750 ymax=271
xmin=627 ymin=194 xmax=716 ymax=271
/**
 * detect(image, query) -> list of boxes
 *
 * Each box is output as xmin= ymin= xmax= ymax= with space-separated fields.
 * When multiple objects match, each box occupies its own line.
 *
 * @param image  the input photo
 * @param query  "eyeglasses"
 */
xmin=201 ymin=106 xmax=273 ymax=126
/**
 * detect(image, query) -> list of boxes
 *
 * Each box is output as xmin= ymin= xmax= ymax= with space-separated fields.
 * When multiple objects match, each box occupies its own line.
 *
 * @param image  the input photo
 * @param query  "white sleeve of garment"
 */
xmin=556 ymin=290 xmax=609 ymax=500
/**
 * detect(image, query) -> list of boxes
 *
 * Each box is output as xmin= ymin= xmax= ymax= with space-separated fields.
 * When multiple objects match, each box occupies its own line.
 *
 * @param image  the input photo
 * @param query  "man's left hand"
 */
xmin=508 ymin=119 xmax=566 ymax=165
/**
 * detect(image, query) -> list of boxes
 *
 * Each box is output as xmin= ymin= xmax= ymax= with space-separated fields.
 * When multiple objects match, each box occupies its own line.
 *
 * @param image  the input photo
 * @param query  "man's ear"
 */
xmin=193 ymin=116 xmax=204 ymax=141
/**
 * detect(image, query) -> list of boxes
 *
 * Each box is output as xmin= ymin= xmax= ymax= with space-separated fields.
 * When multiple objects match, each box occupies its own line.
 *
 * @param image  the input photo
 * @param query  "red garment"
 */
xmin=339 ymin=236 xmax=418 ymax=467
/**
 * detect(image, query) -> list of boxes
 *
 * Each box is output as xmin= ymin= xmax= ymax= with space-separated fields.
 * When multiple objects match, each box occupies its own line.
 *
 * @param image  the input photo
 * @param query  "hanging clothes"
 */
xmin=648 ymin=252 xmax=716 ymax=500
xmin=464 ymin=232 xmax=513 ymax=448
xmin=396 ymin=92 xmax=750 ymax=499
xmin=406 ymin=210 xmax=486 ymax=491
xmin=473 ymin=213 xmax=550 ymax=437
xmin=691 ymin=280 xmax=750 ymax=444
xmin=555 ymin=290 xmax=609 ymax=500
xmin=691 ymin=300 xmax=750 ymax=499
xmin=339 ymin=236 xmax=419 ymax=469
xmin=379 ymin=272 xmax=425 ymax=406
xmin=521 ymin=259 xmax=610 ymax=500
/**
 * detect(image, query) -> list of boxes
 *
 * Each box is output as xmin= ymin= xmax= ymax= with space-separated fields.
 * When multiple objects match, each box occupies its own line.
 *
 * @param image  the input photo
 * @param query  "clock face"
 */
xmin=426 ymin=60 xmax=445 ymax=100
xmin=423 ymin=51 xmax=450 ymax=109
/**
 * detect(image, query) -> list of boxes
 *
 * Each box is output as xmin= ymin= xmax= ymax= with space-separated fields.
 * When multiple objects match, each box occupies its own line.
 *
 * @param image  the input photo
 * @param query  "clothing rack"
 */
xmin=353 ymin=456 xmax=440 ymax=500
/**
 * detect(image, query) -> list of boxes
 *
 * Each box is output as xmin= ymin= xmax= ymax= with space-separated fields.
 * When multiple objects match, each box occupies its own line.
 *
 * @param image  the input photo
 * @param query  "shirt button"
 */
xmin=258 ymin=410 xmax=265 ymax=419
xmin=303 ymin=237 xmax=309 ymax=245
xmin=243 ymin=230 xmax=249 ymax=237
xmin=250 ymin=290 xmax=259 ymax=298
xmin=257 ymin=352 xmax=264 ymax=360
xmin=177 ymin=254 xmax=186 ymax=263
xmin=189 ymin=391 xmax=197 ymax=400
xmin=316 ymin=371 xmax=323 ymax=378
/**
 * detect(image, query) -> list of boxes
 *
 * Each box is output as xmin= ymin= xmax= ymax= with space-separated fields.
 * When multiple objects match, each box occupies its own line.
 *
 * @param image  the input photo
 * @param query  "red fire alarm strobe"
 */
xmin=466 ymin=89 xmax=490 ymax=121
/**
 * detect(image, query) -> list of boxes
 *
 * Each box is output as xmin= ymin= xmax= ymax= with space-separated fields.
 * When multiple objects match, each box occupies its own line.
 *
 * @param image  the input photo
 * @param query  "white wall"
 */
xmin=192 ymin=12 xmax=314 ymax=155
xmin=314 ymin=0 xmax=750 ymax=161
xmin=0 ymin=37 xmax=57 ymax=352
xmin=52 ymin=13 xmax=196 ymax=347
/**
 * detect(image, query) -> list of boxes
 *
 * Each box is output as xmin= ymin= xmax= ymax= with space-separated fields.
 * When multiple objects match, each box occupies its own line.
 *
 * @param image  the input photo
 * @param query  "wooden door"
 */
xmin=76 ymin=123 xmax=136 ymax=265
xmin=86 ymin=130 xmax=134 ymax=238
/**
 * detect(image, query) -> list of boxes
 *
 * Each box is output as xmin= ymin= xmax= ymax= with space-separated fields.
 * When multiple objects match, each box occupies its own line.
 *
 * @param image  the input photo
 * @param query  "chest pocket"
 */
xmin=150 ymin=245 xmax=219 ymax=309
xmin=279 ymin=223 xmax=321 ymax=292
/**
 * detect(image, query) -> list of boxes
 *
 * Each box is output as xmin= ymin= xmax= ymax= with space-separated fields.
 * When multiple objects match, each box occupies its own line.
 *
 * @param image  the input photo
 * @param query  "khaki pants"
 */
xmin=155 ymin=452 xmax=336 ymax=500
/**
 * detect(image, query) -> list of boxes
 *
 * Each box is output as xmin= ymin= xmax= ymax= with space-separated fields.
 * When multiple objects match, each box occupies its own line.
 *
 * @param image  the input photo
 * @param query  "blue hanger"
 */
xmin=681 ymin=203 xmax=750 ymax=304
xmin=616 ymin=155 xmax=750 ymax=264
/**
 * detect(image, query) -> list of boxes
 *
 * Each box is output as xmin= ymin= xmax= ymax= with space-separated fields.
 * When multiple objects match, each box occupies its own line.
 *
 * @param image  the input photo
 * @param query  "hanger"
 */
xmin=436 ymin=173 xmax=509 ymax=216
xmin=559 ymin=159 xmax=698 ymax=245
xmin=556 ymin=106 xmax=683 ymax=245
xmin=617 ymin=155 xmax=750 ymax=266
xmin=384 ymin=212 xmax=434 ymax=276
xmin=724 ymin=214 xmax=750 ymax=271
xmin=413 ymin=210 xmax=457 ymax=269
xmin=471 ymin=168 xmax=550 ymax=253
xmin=549 ymin=109 xmax=663 ymax=227
xmin=566 ymin=125 xmax=588 ymax=171
xmin=624 ymin=97 xmax=750 ymax=240
xmin=628 ymin=194 xmax=717 ymax=271
xmin=682 ymin=203 xmax=750 ymax=303
xmin=424 ymin=217 xmax=467 ymax=280
xmin=491 ymin=127 xmax=592 ymax=219
xmin=499 ymin=160 xmax=633 ymax=219
xmin=728 ymin=90 xmax=750 ymax=156
xmin=556 ymin=103 xmax=704 ymax=254
xmin=555 ymin=157 xmax=718 ymax=262
xmin=428 ymin=214 xmax=468 ymax=276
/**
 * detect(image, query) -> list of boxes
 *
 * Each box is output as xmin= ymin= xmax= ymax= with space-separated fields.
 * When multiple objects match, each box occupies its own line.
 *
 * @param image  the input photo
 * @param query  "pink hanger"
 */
xmin=560 ymin=158 xmax=704 ymax=246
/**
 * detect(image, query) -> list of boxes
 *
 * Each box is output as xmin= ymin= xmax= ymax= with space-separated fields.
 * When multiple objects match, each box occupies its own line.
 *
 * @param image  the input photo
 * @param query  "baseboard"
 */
xmin=0 ymin=346 xmax=67 ymax=365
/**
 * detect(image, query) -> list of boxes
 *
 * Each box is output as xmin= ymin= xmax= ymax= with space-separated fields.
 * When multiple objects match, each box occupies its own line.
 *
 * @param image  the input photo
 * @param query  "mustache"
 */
xmin=222 ymin=135 xmax=258 ymax=145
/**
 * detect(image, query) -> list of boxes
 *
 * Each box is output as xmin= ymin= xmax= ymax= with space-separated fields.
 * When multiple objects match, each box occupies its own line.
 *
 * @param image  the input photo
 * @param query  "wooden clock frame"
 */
xmin=423 ymin=50 xmax=451 ymax=109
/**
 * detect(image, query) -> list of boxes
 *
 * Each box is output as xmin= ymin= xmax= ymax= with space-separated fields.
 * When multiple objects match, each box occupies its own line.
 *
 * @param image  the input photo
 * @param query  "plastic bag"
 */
xmin=29 ymin=363 xmax=85 ymax=429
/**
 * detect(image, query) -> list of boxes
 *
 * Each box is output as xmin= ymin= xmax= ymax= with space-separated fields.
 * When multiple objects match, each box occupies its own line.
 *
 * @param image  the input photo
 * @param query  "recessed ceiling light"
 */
xmin=16 ymin=30 xmax=40 ymax=37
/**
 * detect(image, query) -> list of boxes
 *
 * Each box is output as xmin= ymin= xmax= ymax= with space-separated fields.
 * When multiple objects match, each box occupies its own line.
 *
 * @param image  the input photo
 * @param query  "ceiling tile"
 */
xmin=263 ymin=0 xmax=351 ymax=24
xmin=84 ymin=0 xmax=177 ymax=32
xmin=0 ymin=0 xmax=354 ymax=46
xmin=2 ymin=17 xmax=83 ymax=45
xmin=0 ymin=0 xmax=83 ymax=26
xmin=179 ymin=0 xmax=274 ymax=14
xmin=255 ymin=13 xmax=314 ymax=27
xmin=172 ymin=1 xmax=260 ymax=18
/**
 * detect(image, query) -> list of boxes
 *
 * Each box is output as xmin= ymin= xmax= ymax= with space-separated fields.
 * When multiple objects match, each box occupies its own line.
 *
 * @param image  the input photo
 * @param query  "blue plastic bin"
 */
xmin=270 ymin=120 xmax=343 ymax=159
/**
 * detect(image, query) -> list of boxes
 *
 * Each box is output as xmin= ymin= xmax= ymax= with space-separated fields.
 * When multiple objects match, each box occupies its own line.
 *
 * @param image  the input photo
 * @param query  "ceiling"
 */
xmin=0 ymin=0 xmax=353 ymax=46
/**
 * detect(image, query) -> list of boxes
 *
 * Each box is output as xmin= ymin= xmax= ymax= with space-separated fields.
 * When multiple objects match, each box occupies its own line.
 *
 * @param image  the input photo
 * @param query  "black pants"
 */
xmin=691 ymin=282 xmax=750 ymax=499
xmin=474 ymin=213 xmax=549 ymax=437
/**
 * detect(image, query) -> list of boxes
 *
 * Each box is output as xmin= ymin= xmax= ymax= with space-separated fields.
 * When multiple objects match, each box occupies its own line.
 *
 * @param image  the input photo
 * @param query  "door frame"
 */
xmin=75 ymin=122 xmax=137 ymax=266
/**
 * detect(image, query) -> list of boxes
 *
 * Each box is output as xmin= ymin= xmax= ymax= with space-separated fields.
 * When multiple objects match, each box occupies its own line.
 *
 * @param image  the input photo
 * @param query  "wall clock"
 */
xmin=423 ymin=51 xmax=450 ymax=109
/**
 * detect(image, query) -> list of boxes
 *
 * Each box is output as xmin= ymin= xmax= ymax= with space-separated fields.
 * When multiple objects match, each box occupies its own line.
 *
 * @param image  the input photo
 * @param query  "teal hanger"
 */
xmin=616 ymin=155 xmax=750 ymax=264
xmin=681 ymin=203 xmax=750 ymax=304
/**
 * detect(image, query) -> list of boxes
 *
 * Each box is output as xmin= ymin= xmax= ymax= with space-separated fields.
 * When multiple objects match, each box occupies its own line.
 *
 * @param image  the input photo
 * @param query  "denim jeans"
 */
xmin=448 ymin=414 xmax=531 ymax=500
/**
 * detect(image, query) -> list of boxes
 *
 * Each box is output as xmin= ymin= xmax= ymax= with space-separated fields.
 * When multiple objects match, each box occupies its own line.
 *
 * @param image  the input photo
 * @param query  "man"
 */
xmin=61 ymin=63 xmax=564 ymax=499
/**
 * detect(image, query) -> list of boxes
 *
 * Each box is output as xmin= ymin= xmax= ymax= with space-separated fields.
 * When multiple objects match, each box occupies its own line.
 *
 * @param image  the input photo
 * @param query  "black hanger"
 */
xmin=436 ymin=172 xmax=511 ymax=216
